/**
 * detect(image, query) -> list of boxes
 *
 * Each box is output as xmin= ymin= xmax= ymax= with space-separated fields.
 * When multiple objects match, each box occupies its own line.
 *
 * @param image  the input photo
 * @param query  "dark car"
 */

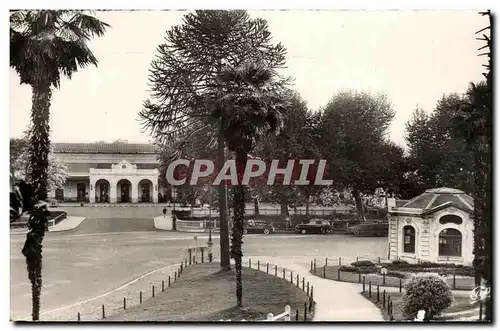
xmin=295 ymin=219 xmax=332 ymax=235
xmin=347 ymin=222 xmax=389 ymax=237
xmin=243 ymin=220 xmax=275 ymax=235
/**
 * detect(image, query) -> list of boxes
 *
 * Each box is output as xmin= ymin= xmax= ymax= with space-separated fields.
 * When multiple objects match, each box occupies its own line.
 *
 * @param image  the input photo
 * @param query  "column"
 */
xmin=89 ymin=181 xmax=95 ymax=204
xmin=153 ymin=178 xmax=158 ymax=203
xmin=131 ymin=179 xmax=139 ymax=203
xmin=110 ymin=179 xmax=117 ymax=203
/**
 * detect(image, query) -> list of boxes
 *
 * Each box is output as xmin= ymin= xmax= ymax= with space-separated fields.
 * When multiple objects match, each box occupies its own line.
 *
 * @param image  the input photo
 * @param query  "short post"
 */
xmin=399 ymin=278 xmax=402 ymax=293
xmin=180 ymin=261 xmax=183 ymax=273
xmin=162 ymin=280 xmax=165 ymax=292
xmin=337 ymin=268 xmax=341 ymax=280
xmin=283 ymin=268 xmax=286 ymax=279
xmin=325 ymin=257 xmax=328 ymax=267
xmin=296 ymin=274 xmax=299 ymax=287
xmin=387 ymin=295 xmax=391 ymax=312
xmin=362 ymin=277 xmax=366 ymax=293
xmin=307 ymin=281 xmax=310 ymax=295
xmin=77 ymin=312 xmax=80 ymax=321
xmin=377 ymin=285 xmax=380 ymax=301
xmin=174 ymin=271 xmax=177 ymax=281
xmin=378 ymin=257 xmax=381 ymax=264
xmin=140 ymin=291 xmax=143 ymax=304
xmin=358 ymin=271 xmax=361 ymax=283
xmin=290 ymin=271 xmax=293 ymax=283
xmin=479 ymin=299 xmax=483 ymax=321
xmin=310 ymin=286 xmax=314 ymax=299
xmin=295 ymin=309 xmax=299 ymax=321
xmin=266 ymin=263 xmax=269 ymax=274
xmin=369 ymin=281 xmax=372 ymax=297
xmin=453 ymin=269 xmax=456 ymax=289
xmin=102 ymin=304 xmax=105 ymax=319
xmin=339 ymin=257 xmax=342 ymax=266
xmin=285 ymin=305 xmax=291 ymax=321
xmin=314 ymin=259 xmax=317 ymax=273
xmin=383 ymin=273 xmax=386 ymax=285
xmin=152 ymin=285 xmax=155 ymax=298
xmin=201 ymin=247 xmax=204 ymax=263
xmin=249 ymin=259 xmax=252 ymax=268
xmin=302 ymin=277 xmax=305 ymax=291
xmin=185 ymin=258 xmax=188 ymax=268
xmin=383 ymin=290 xmax=386 ymax=308
xmin=123 ymin=297 xmax=127 ymax=310
xmin=356 ymin=256 xmax=359 ymax=262
xmin=267 ymin=313 xmax=274 ymax=321
xmin=168 ymin=276 xmax=171 ymax=287
xmin=275 ymin=265 xmax=278 ymax=276
xmin=258 ymin=260 xmax=260 ymax=271
xmin=304 ymin=302 xmax=308 ymax=321
xmin=188 ymin=249 xmax=192 ymax=265
xmin=310 ymin=260 xmax=313 ymax=272
xmin=323 ymin=265 xmax=326 ymax=278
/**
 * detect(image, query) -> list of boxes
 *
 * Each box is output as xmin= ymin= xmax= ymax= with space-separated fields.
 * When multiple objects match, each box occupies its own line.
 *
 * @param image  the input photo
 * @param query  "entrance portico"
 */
xmin=89 ymin=160 xmax=159 ymax=203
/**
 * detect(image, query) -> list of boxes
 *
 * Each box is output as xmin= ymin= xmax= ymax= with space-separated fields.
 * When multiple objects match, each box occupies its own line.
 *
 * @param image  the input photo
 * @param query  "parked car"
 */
xmin=244 ymin=220 xmax=275 ymax=235
xmin=347 ymin=222 xmax=389 ymax=236
xmin=295 ymin=219 xmax=332 ymax=235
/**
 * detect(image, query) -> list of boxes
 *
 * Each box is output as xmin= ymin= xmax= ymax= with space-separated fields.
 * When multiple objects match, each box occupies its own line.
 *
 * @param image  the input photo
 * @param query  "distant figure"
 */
xmin=163 ymin=207 xmax=167 ymax=217
xmin=172 ymin=210 xmax=177 ymax=231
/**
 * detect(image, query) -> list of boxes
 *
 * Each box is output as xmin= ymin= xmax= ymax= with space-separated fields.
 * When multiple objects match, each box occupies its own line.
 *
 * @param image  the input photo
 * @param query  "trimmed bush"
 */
xmin=401 ymin=274 xmax=453 ymax=320
xmin=391 ymin=259 xmax=409 ymax=265
xmin=339 ymin=265 xmax=358 ymax=273
xmin=351 ymin=260 xmax=375 ymax=267
xmin=386 ymin=271 xmax=406 ymax=279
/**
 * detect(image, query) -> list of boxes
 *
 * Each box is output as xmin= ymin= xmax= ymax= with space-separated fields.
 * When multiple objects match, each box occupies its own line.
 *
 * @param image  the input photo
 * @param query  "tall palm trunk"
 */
xmin=24 ymin=83 xmax=51 ymax=321
xmin=232 ymin=151 xmax=247 ymax=307
xmin=27 ymin=84 xmax=51 ymax=201
xmin=217 ymin=121 xmax=231 ymax=271
xmin=253 ymin=197 xmax=259 ymax=215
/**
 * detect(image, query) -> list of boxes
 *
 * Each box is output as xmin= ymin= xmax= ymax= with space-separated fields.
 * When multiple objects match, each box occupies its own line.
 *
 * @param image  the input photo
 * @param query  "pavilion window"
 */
xmin=403 ymin=225 xmax=415 ymax=253
xmin=438 ymin=228 xmax=462 ymax=257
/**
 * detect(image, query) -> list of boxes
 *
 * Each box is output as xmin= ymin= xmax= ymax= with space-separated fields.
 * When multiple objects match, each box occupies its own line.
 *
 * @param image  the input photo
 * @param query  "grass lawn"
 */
xmin=361 ymin=291 xmax=481 ymax=321
xmin=313 ymin=265 xmax=474 ymax=290
xmin=106 ymin=263 xmax=314 ymax=322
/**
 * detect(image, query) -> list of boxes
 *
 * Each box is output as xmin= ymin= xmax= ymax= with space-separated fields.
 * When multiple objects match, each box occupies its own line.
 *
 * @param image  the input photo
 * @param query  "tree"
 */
xmin=10 ymin=137 xmax=28 ymax=188
xmin=139 ymin=10 xmax=287 ymax=271
xmin=319 ymin=90 xmax=396 ymax=221
xmin=453 ymin=10 xmax=492 ymax=320
xmin=405 ymin=96 xmax=474 ymax=195
xmin=10 ymin=10 xmax=108 ymax=321
xmin=207 ymin=61 xmax=286 ymax=307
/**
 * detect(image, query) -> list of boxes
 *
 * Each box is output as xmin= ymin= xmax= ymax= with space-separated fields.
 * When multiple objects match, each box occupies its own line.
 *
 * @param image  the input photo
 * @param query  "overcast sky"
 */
xmin=9 ymin=10 xmax=488 ymax=148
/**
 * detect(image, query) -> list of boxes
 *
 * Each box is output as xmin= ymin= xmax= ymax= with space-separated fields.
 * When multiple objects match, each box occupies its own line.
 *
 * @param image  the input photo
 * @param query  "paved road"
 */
xmin=10 ymin=218 xmax=386 ymax=320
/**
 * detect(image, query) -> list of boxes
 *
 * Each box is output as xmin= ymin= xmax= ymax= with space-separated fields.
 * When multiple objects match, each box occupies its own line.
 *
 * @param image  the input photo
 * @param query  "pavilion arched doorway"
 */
xmin=138 ymin=179 xmax=153 ymax=203
xmin=95 ymin=179 xmax=110 ymax=203
xmin=117 ymin=179 xmax=132 ymax=203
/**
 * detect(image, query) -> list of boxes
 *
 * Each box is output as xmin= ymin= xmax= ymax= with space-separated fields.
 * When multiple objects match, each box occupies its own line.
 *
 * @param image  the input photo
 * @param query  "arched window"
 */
xmin=439 ymin=228 xmax=462 ymax=257
xmin=403 ymin=226 xmax=415 ymax=253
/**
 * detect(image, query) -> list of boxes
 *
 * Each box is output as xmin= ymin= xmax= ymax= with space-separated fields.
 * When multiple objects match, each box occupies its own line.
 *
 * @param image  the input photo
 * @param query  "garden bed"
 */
xmin=312 ymin=260 xmax=475 ymax=290
xmin=106 ymin=263 xmax=314 ymax=322
xmin=361 ymin=291 xmax=481 ymax=321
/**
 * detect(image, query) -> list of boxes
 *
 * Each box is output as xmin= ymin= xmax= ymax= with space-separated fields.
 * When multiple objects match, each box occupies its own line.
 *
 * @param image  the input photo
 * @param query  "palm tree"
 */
xmin=211 ymin=61 xmax=287 ymax=306
xmin=10 ymin=10 xmax=109 ymax=321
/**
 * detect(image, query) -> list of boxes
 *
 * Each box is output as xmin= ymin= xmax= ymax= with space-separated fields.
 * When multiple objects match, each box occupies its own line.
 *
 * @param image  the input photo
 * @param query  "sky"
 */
xmin=9 ymin=10 xmax=488 ymax=148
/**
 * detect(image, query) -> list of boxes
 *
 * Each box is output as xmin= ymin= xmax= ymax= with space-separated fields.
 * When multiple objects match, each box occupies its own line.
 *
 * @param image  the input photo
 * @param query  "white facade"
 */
xmin=388 ymin=188 xmax=474 ymax=266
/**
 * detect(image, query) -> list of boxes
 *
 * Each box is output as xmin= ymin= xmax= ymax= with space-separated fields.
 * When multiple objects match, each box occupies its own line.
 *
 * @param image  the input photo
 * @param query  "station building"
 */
xmin=50 ymin=142 xmax=162 ymax=203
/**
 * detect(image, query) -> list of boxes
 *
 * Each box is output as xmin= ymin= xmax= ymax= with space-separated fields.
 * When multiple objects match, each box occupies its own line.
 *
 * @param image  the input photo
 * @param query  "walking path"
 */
xmin=244 ymin=255 xmax=384 ymax=321
xmin=10 ymin=216 xmax=86 ymax=235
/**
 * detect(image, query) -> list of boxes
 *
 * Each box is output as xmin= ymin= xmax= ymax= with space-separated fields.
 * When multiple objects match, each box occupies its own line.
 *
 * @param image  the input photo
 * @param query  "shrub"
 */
xmin=351 ymin=260 xmax=375 ymax=267
xmin=358 ymin=266 xmax=378 ymax=274
xmin=339 ymin=265 xmax=358 ymax=273
xmin=401 ymin=274 xmax=453 ymax=320
xmin=391 ymin=259 xmax=409 ymax=265
xmin=386 ymin=271 xmax=406 ymax=279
